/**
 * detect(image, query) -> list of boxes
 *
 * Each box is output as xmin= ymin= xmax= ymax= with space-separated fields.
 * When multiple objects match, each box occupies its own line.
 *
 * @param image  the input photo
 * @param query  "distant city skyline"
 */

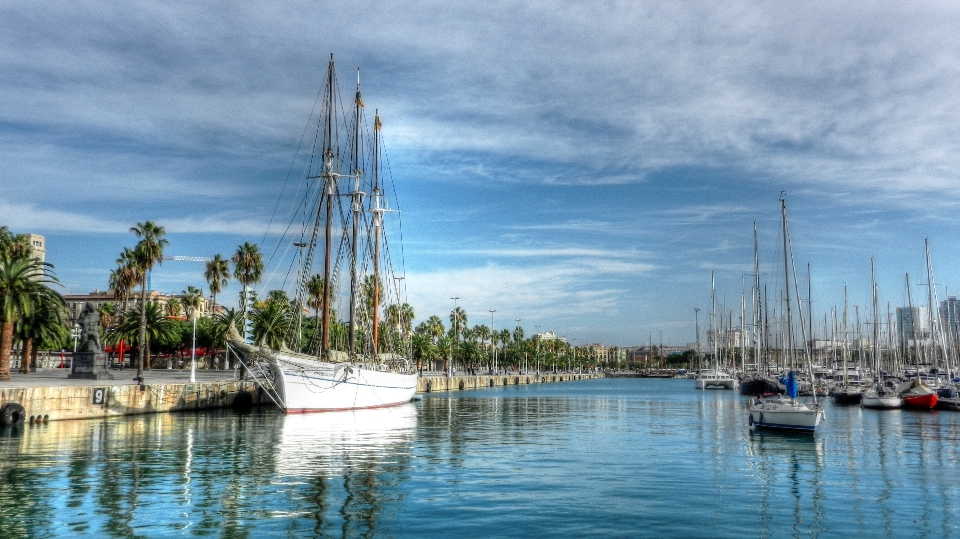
xmin=4 ymin=2 xmax=960 ymax=346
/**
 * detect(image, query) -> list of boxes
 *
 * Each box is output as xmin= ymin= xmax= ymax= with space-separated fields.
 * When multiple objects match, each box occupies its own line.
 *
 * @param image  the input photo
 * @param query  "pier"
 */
xmin=0 ymin=369 xmax=602 ymax=424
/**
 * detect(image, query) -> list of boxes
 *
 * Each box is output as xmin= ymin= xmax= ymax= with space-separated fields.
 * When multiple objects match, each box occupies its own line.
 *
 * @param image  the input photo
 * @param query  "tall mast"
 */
xmin=925 ymin=238 xmax=949 ymax=377
xmin=871 ymin=258 xmax=880 ymax=383
xmin=320 ymin=54 xmax=337 ymax=353
xmin=711 ymin=271 xmax=717 ymax=371
xmin=780 ymin=197 xmax=794 ymax=371
xmin=348 ymin=69 xmax=364 ymax=356
xmin=753 ymin=222 xmax=762 ymax=373
xmin=906 ymin=273 xmax=921 ymax=369
xmin=371 ymin=110 xmax=383 ymax=356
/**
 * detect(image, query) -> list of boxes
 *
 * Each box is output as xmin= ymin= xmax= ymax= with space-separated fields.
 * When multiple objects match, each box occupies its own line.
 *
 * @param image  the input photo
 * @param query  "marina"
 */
xmin=2 ymin=377 xmax=959 ymax=538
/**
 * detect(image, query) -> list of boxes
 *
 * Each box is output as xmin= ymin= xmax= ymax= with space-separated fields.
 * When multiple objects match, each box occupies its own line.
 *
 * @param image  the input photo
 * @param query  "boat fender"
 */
xmin=749 ymin=414 xmax=753 ymax=426
xmin=0 ymin=402 xmax=26 ymax=426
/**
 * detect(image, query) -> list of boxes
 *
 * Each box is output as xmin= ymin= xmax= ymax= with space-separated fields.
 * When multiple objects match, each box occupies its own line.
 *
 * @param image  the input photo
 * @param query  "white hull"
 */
xmin=749 ymin=397 xmax=824 ymax=432
xmin=695 ymin=377 xmax=739 ymax=390
xmin=861 ymin=395 xmax=902 ymax=409
xmin=230 ymin=341 xmax=418 ymax=412
xmin=273 ymin=353 xmax=418 ymax=412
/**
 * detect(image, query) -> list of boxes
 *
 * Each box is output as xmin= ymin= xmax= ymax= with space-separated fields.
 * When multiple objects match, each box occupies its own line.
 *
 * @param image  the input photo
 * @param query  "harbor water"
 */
xmin=1 ymin=378 xmax=959 ymax=538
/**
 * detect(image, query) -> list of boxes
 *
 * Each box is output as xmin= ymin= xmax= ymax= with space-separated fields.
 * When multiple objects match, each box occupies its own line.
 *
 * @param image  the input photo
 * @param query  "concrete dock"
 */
xmin=0 ymin=368 xmax=603 ymax=424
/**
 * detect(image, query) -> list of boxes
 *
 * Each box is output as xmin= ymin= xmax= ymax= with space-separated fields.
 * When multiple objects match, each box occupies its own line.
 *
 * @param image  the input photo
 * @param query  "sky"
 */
xmin=3 ymin=1 xmax=960 ymax=347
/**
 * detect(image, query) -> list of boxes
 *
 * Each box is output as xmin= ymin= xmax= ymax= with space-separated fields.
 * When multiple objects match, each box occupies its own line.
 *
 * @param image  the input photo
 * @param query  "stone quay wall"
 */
xmin=0 ymin=372 xmax=602 ymax=424
xmin=417 ymin=372 xmax=601 ymax=392
xmin=0 ymin=381 xmax=268 ymax=424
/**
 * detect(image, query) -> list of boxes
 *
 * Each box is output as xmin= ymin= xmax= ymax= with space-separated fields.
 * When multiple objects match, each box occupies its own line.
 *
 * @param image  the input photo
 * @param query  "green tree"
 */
xmin=15 ymin=285 xmax=67 ymax=373
xmin=131 ymin=221 xmax=168 ymax=377
xmin=232 ymin=242 xmax=264 ymax=342
xmin=181 ymin=285 xmax=203 ymax=317
xmin=107 ymin=302 xmax=177 ymax=368
xmin=251 ymin=299 xmax=292 ymax=349
xmin=0 ymin=253 xmax=59 ymax=380
xmin=110 ymin=247 xmax=141 ymax=313
xmin=204 ymin=253 xmax=230 ymax=313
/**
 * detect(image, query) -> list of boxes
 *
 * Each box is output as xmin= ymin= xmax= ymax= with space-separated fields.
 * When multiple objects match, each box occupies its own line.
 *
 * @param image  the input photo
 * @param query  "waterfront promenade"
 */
xmin=0 ymin=367 xmax=602 ymax=424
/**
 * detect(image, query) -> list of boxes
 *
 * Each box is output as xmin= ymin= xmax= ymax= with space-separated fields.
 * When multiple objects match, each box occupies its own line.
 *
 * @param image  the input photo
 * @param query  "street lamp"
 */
xmin=73 ymin=323 xmax=81 ymax=353
xmin=188 ymin=306 xmax=198 ymax=383
xmin=535 ymin=325 xmax=541 ymax=374
xmin=489 ymin=309 xmax=496 ymax=374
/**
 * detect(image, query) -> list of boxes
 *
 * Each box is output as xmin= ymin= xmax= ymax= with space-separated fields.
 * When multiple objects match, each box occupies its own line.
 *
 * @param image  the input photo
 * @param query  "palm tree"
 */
xmin=166 ymin=298 xmax=183 ymax=318
xmin=411 ymin=332 xmax=434 ymax=371
xmin=110 ymin=247 xmax=141 ymax=313
xmin=499 ymin=328 xmax=511 ymax=366
xmin=250 ymin=300 xmax=292 ymax=349
xmin=426 ymin=315 xmax=445 ymax=343
xmin=181 ymin=285 xmax=203 ymax=317
xmin=204 ymin=254 xmax=230 ymax=314
xmin=15 ymin=285 xmax=66 ymax=374
xmin=0 ymin=228 xmax=32 ymax=259
xmin=0 ymin=253 xmax=59 ymax=380
xmin=449 ymin=307 xmax=467 ymax=341
xmin=107 ymin=302 xmax=176 ymax=368
xmin=232 ymin=242 xmax=264 ymax=343
xmin=131 ymin=221 xmax=168 ymax=378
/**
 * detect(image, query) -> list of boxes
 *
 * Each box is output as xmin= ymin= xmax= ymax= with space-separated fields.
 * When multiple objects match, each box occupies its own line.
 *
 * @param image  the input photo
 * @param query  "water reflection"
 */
xmin=4 ymin=381 xmax=960 ymax=538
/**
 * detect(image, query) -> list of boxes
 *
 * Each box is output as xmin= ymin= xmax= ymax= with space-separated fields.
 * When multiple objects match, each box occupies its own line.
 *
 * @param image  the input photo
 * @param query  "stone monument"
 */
xmin=68 ymin=302 xmax=114 ymax=380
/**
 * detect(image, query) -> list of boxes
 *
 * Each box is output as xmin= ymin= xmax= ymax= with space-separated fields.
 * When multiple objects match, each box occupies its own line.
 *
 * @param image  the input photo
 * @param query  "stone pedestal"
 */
xmin=68 ymin=352 xmax=115 ymax=380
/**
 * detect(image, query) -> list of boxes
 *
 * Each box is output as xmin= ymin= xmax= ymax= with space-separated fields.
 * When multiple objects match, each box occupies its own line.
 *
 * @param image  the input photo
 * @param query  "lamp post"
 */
xmin=188 ymin=306 xmax=197 ymax=383
xmin=450 ymin=297 xmax=459 ymax=376
xmin=73 ymin=323 xmax=80 ymax=353
xmin=535 ymin=325 xmax=541 ymax=374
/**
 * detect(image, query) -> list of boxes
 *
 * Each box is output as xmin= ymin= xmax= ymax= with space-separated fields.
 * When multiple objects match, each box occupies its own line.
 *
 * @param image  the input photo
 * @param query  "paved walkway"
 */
xmin=0 ymin=368 xmax=239 ymax=388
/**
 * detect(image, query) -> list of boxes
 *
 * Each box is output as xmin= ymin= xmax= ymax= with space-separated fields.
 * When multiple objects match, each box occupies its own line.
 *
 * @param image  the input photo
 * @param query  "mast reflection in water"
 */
xmin=3 ymin=379 xmax=960 ymax=538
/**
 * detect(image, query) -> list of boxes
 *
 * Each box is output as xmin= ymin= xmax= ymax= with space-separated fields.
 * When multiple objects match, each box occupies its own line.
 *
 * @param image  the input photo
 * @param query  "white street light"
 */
xmin=188 ymin=306 xmax=197 ymax=383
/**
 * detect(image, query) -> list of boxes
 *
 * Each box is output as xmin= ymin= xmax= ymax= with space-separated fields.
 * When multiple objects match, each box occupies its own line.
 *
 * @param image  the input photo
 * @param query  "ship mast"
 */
xmin=320 ymin=55 xmax=337 ymax=354
xmin=371 ymin=111 xmax=383 ymax=356
xmin=348 ymin=70 xmax=365 ymax=356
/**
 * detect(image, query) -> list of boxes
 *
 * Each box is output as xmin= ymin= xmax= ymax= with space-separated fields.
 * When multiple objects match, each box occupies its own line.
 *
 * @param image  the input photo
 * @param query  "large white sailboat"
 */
xmin=228 ymin=55 xmax=418 ymax=412
xmin=748 ymin=198 xmax=824 ymax=433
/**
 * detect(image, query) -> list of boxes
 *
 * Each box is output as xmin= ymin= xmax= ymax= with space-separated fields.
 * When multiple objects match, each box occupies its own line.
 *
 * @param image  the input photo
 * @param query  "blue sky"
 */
xmin=3 ymin=1 xmax=960 ymax=346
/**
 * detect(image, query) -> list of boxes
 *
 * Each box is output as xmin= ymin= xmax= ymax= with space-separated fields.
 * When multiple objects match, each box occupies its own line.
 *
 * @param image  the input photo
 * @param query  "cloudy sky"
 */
xmin=3 ymin=1 xmax=960 ymax=346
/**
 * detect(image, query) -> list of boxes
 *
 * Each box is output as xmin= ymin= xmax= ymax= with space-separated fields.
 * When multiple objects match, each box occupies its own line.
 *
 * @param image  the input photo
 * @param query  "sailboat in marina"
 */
xmin=740 ymin=223 xmax=782 ymax=397
xmin=696 ymin=272 xmax=738 ymax=390
xmin=860 ymin=259 xmax=901 ymax=409
xmin=830 ymin=287 xmax=864 ymax=405
xmin=227 ymin=55 xmax=418 ymax=413
xmin=748 ymin=197 xmax=824 ymax=433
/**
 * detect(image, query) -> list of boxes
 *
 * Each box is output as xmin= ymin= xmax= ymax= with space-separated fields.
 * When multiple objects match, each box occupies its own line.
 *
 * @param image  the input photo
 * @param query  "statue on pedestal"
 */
xmin=78 ymin=302 xmax=103 ymax=354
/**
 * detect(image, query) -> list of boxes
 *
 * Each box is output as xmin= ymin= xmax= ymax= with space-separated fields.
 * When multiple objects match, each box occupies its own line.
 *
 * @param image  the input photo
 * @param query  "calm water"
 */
xmin=2 ymin=378 xmax=960 ymax=538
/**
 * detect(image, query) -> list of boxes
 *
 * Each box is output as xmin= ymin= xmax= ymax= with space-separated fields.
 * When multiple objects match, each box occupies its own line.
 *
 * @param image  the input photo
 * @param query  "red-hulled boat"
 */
xmin=898 ymin=379 xmax=938 ymax=409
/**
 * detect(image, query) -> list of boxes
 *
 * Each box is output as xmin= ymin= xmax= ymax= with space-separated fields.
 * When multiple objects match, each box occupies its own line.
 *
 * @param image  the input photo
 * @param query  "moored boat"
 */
xmin=739 ymin=376 xmax=781 ymax=396
xmin=861 ymin=385 xmax=902 ymax=409
xmin=897 ymin=378 xmax=937 ymax=409
xmin=227 ymin=55 xmax=418 ymax=414
xmin=935 ymin=388 xmax=960 ymax=411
